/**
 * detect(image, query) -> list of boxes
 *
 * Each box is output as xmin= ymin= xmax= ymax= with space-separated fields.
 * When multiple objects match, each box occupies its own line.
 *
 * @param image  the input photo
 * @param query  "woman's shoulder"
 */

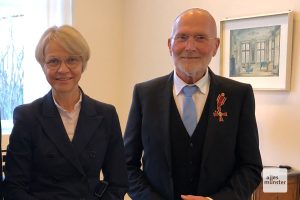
xmin=82 ymin=94 xmax=117 ymax=115
xmin=14 ymin=96 xmax=44 ymax=115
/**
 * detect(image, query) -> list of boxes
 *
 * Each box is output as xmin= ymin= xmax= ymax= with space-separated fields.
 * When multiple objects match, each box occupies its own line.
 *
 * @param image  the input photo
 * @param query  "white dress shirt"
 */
xmin=173 ymin=68 xmax=210 ymax=123
xmin=53 ymin=93 xmax=82 ymax=141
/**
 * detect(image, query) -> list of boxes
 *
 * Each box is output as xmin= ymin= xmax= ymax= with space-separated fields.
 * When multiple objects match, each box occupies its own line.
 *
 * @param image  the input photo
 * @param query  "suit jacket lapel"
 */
xmin=39 ymin=91 xmax=85 ymax=176
xmin=157 ymin=73 xmax=174 ymax=171
xmin=201 ymin=69 xmax=223 ymax=166
xmin=71 ymin=94 xmax=103 ymax=154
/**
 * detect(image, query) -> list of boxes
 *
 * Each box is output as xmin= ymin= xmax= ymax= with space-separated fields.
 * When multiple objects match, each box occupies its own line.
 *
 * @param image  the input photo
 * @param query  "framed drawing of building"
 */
xmin=220 ymin=11 xmax=293 ymax=90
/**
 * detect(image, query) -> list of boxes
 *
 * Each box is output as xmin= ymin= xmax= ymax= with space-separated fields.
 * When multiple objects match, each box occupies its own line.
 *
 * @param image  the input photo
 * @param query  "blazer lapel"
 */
xmin=39 ymin=91 xmax=85 ymax=176
xmin=157 ymin=73 xmax=174 ymax=171
xmin=200 ymin=69 xmax=224 ymax=166
xmin=71 ymin=94 xmax=103 ymax=154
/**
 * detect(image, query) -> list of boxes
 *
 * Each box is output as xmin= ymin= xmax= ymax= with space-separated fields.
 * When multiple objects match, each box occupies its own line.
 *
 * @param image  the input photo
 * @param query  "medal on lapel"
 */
xmin=213 ymin=93 xmax=228 ymax=122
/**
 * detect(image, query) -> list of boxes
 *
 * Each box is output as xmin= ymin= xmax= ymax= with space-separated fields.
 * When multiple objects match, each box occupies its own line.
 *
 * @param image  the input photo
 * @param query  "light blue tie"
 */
xmin=182 ymin=85 xmax=198 ymax=137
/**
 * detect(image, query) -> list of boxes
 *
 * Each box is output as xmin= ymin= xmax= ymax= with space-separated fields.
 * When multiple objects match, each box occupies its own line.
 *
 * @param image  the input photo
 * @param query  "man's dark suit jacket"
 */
xmin=4 ymin=90 xmax=128 ymax=200
xmin=124 ymin=69 xmax=263 ymax=200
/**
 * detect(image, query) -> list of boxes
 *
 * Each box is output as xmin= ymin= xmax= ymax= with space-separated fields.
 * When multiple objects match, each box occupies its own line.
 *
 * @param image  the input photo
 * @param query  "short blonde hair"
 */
xmin=35 ymin=25 xmax=90 ymax=71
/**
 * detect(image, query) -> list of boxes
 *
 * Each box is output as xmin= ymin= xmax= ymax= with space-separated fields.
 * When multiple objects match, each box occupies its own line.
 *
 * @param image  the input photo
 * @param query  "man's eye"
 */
xmin=194 ymin=35 xmax=207 ymax=41
xmin=175 ymin=35 xmax=188 ymax=41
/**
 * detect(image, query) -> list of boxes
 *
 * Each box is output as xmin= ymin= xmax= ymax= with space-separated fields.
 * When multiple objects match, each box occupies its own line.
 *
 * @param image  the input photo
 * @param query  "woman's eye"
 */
xmin=47 ymin=59 xmax=60 ymax=65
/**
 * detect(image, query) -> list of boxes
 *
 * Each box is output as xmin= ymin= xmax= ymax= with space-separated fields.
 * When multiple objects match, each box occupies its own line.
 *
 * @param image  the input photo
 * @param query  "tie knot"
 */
xmin=182 ymin=85 xmax=198 ymax=97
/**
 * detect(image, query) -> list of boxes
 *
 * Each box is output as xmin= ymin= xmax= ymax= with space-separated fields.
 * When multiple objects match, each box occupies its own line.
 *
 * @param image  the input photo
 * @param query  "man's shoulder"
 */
xmin=211 ymin=72 xmax=252 ymax=90
xmin=135 ymin=72 xmax=172 ymax=89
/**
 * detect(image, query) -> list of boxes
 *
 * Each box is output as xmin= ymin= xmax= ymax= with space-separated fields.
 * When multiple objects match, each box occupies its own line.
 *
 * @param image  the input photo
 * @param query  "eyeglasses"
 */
xmin=173 ymin=34 xmax=216 ymax=44
xmin=44 ymin=55 xmax=82 ymax=69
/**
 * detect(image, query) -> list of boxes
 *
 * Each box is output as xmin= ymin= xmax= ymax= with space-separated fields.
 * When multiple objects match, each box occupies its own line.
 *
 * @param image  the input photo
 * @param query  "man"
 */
xmin=124 ymin=8 xmax=263 ymax=200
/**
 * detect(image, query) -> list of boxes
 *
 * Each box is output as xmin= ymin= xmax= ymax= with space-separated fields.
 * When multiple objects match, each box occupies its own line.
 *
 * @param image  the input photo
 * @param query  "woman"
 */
xmin=4 ymin=25 xmax=128 ymax=200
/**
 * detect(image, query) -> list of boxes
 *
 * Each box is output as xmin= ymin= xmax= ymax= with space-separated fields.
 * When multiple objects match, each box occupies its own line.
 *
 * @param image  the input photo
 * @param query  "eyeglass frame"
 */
xmin=172 ymin=34 xmax=216 ymax=44
xmin=44 ymin=55 xmax=83 ymax=70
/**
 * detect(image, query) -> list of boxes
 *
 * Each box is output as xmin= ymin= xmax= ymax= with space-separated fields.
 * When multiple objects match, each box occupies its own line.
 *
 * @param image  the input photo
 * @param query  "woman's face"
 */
xmin=43 ymin=40 xmax=83 ymax=96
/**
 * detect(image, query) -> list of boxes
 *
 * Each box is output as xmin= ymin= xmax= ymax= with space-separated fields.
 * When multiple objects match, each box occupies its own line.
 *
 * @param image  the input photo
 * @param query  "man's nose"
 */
xmin=185 ymin=37 xmax=197 ymax=50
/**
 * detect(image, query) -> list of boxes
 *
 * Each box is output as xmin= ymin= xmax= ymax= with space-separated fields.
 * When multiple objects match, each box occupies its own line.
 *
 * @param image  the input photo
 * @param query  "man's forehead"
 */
xmin=173 ymin=14 xmax=216 ymax=35
xmin=174 ymin=19 xmax=211 ymax=33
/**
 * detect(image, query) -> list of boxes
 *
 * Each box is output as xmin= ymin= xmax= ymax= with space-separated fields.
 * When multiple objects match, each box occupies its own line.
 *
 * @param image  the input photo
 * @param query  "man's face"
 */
xmin=168 ymin=11 xmax=220 ymax=83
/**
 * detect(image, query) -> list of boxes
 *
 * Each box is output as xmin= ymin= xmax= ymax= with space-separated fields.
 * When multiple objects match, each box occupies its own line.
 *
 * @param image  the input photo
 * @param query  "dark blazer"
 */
xmin=4 ymin=90 xmax=128 ymax=200
xmin=124 ymin=69 xmax=263 ymax=200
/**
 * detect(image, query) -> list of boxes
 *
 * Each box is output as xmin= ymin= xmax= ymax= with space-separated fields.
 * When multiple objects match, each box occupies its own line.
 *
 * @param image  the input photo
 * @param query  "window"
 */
xmin=0 ymin=0 xmax=72 ymax=135
xmin=241 ymin=42 xmax=250 ymax=64
xmin=256 ymin=41 xmax=266 ymax=63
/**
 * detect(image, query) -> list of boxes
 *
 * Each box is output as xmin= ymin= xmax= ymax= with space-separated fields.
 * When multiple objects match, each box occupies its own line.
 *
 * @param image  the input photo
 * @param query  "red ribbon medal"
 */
xmin=213 ymin=93 xmax=228 ymax=122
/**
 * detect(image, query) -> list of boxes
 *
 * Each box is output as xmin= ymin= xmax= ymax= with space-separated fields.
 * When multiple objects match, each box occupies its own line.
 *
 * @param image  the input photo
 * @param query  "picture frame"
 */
xmin=220 ymin=11 xmax=294 ymax=90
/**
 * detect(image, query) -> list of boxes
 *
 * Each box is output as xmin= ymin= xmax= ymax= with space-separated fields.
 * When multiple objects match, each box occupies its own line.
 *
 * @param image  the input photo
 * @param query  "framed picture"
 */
xmin=220 ymin=11 xmax=294 ymax=90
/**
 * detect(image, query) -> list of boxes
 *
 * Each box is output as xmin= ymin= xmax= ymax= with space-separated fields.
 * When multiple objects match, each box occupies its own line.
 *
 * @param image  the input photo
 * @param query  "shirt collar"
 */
xmin=53 ymin=92 xmax=82 ymax=112
xmin=173 ymin=68 xmax=210 ymax=96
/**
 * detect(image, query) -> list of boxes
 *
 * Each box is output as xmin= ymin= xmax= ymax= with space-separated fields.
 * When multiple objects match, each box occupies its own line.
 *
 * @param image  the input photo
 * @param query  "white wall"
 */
xmin=73 ymin=0 xmax=124 ymax=110
xmin=74 ymin=0 xmax=300 ymax=170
